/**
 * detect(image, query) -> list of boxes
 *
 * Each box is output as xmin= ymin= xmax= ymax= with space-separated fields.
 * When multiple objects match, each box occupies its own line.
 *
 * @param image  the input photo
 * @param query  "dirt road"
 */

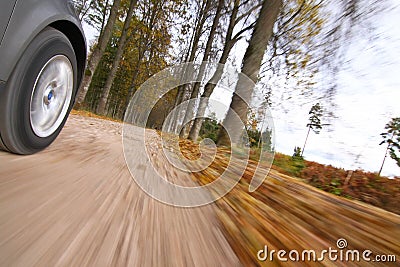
xmin=0 ymin=115 xmax=240 ymax=266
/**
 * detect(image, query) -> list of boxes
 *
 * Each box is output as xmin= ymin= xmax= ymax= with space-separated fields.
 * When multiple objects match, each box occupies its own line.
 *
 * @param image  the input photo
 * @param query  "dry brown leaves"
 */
xmin=180 ymin=140 xmax=400 ymax=266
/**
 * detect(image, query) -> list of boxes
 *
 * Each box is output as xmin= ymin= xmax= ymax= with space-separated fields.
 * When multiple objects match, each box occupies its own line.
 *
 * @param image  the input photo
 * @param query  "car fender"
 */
xmin=0 ymin=0 xmax=86 ymax=86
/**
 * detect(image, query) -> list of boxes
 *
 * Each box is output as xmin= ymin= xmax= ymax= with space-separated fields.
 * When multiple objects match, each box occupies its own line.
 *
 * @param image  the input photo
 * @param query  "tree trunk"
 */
xmin=188 ymin=0 xmax=240 ymax=141
xmin=301 ymin=126 xmax=311 ymax=157
xmin=217 ymin=0 xmax=283 ymax=146
xmin=180 ymin=0 xmax=224 ymax=138
xmin=378 ymin=136 xmax=393 ymax=176
xmin=75 ymin=0 xmax=122 ymax=106
xmin=124 ymin=0 xmax=163 ymax=112
xmin=172 ymin=0 xmax=212 ymax=108
xmin=99 ymin=0 xmax=111 ymax=38
xmin=96 ymin=0 xmax=138 ymax=115
xmin=187 ymin=0 xmax=213 ymax=63
xmin=166 ymin=0 xmax=212 ymax=133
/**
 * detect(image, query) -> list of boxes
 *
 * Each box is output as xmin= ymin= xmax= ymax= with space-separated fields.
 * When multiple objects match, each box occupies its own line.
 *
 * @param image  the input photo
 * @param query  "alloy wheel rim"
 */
xmin=30 ymin=55 xmax=73 ymax=138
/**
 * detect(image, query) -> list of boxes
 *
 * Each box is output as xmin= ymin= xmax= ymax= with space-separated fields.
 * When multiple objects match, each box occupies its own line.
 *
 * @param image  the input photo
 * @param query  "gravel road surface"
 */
xmin=0 ymin=115 xmax=240 ymax=266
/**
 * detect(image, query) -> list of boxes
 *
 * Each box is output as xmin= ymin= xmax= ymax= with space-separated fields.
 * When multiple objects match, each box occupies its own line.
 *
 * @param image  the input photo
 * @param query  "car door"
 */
xmin=0 ymin=1 xmax=17 ymax=45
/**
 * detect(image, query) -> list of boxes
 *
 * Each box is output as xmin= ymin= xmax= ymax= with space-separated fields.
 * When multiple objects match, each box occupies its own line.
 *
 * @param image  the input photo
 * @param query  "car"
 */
xmin=0 ymin=0 xmax=86 ymax=155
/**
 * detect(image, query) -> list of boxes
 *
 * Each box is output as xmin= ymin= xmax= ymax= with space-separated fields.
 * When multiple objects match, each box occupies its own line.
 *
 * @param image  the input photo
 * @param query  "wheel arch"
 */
xmin=0 ymin=0 xmax=87 ymax=94
xmin=50 ymin=20 xmax=86 ymax=96
xmin=0 ymin=27 xmax=80 ymax=154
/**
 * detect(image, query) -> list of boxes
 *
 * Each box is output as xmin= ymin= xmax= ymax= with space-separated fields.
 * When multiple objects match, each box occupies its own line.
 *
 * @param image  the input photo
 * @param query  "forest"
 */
xmin=71 ymin=0 xmax=399 ymax=173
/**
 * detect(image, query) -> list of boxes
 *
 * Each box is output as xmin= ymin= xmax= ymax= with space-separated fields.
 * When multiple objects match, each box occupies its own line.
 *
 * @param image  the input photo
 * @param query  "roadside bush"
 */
xmin=271 ymin=153 xmax=400 ymax=214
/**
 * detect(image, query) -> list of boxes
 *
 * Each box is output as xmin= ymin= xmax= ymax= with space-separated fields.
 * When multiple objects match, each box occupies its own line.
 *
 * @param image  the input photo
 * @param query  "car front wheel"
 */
xmin=0 ymin=27 xmax=78 ymax=154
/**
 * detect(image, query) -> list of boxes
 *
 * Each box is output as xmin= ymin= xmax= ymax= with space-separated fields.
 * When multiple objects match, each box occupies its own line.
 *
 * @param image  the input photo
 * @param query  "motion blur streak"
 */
xmin=0 ymin=115 xmax=240 ymax=266
xmin=0 ymin=114 xmax=399 ymax=266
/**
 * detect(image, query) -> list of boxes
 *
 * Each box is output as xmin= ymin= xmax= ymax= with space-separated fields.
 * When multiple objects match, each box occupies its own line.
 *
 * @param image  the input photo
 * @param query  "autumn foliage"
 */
xmin=179 ymin=141 xmax=400 ymax=266
xmin=272 ymin=153 xmax=400 ymax=215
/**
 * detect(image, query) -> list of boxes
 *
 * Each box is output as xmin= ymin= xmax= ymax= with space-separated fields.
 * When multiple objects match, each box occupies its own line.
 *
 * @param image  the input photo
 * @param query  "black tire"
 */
xmin=0 ymin=27 xmax=78 ymax=155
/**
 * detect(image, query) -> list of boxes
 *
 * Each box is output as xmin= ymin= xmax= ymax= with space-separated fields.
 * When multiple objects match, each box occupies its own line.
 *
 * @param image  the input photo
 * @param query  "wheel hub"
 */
xmin=43 ymin=86 xmax=56 ymax=105
xmin=30 ymin=55 xmax=73 ymax=138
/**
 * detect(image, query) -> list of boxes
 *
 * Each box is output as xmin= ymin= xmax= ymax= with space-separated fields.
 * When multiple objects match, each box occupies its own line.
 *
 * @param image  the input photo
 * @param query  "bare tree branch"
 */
xmin=231 ymin=21 xmax=256 ymax=42
xmin=235 ymin=2 xmax=262 ymax=24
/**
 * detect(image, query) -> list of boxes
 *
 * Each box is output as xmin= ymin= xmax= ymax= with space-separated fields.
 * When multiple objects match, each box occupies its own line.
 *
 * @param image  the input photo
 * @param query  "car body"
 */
xmin=0 ymin=0 xmax=86 ymax=154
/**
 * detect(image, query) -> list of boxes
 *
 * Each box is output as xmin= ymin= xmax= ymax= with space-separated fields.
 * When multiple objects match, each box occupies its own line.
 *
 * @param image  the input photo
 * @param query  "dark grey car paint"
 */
xmin=0 ymin=1 xmax=16 ymax=45
xmin=0 ymin=0 xmax=86 ymax=87
xmin=0 ymin=81 xmax=5 ymax=149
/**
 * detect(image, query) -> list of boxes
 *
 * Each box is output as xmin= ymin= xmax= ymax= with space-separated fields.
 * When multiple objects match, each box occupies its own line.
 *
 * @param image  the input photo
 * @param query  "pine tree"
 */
xmin=379 ymin=117 xmax=400 ymax=175
xmin=301 ymin=103 xmax=324 ymax=157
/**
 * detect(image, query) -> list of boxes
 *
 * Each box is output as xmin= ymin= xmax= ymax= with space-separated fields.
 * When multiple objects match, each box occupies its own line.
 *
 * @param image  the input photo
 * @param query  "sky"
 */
xmin=81 ymin=1 xmax=400 ymax=177
xmin=268 ymin=2 xmax=400 ymax=177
